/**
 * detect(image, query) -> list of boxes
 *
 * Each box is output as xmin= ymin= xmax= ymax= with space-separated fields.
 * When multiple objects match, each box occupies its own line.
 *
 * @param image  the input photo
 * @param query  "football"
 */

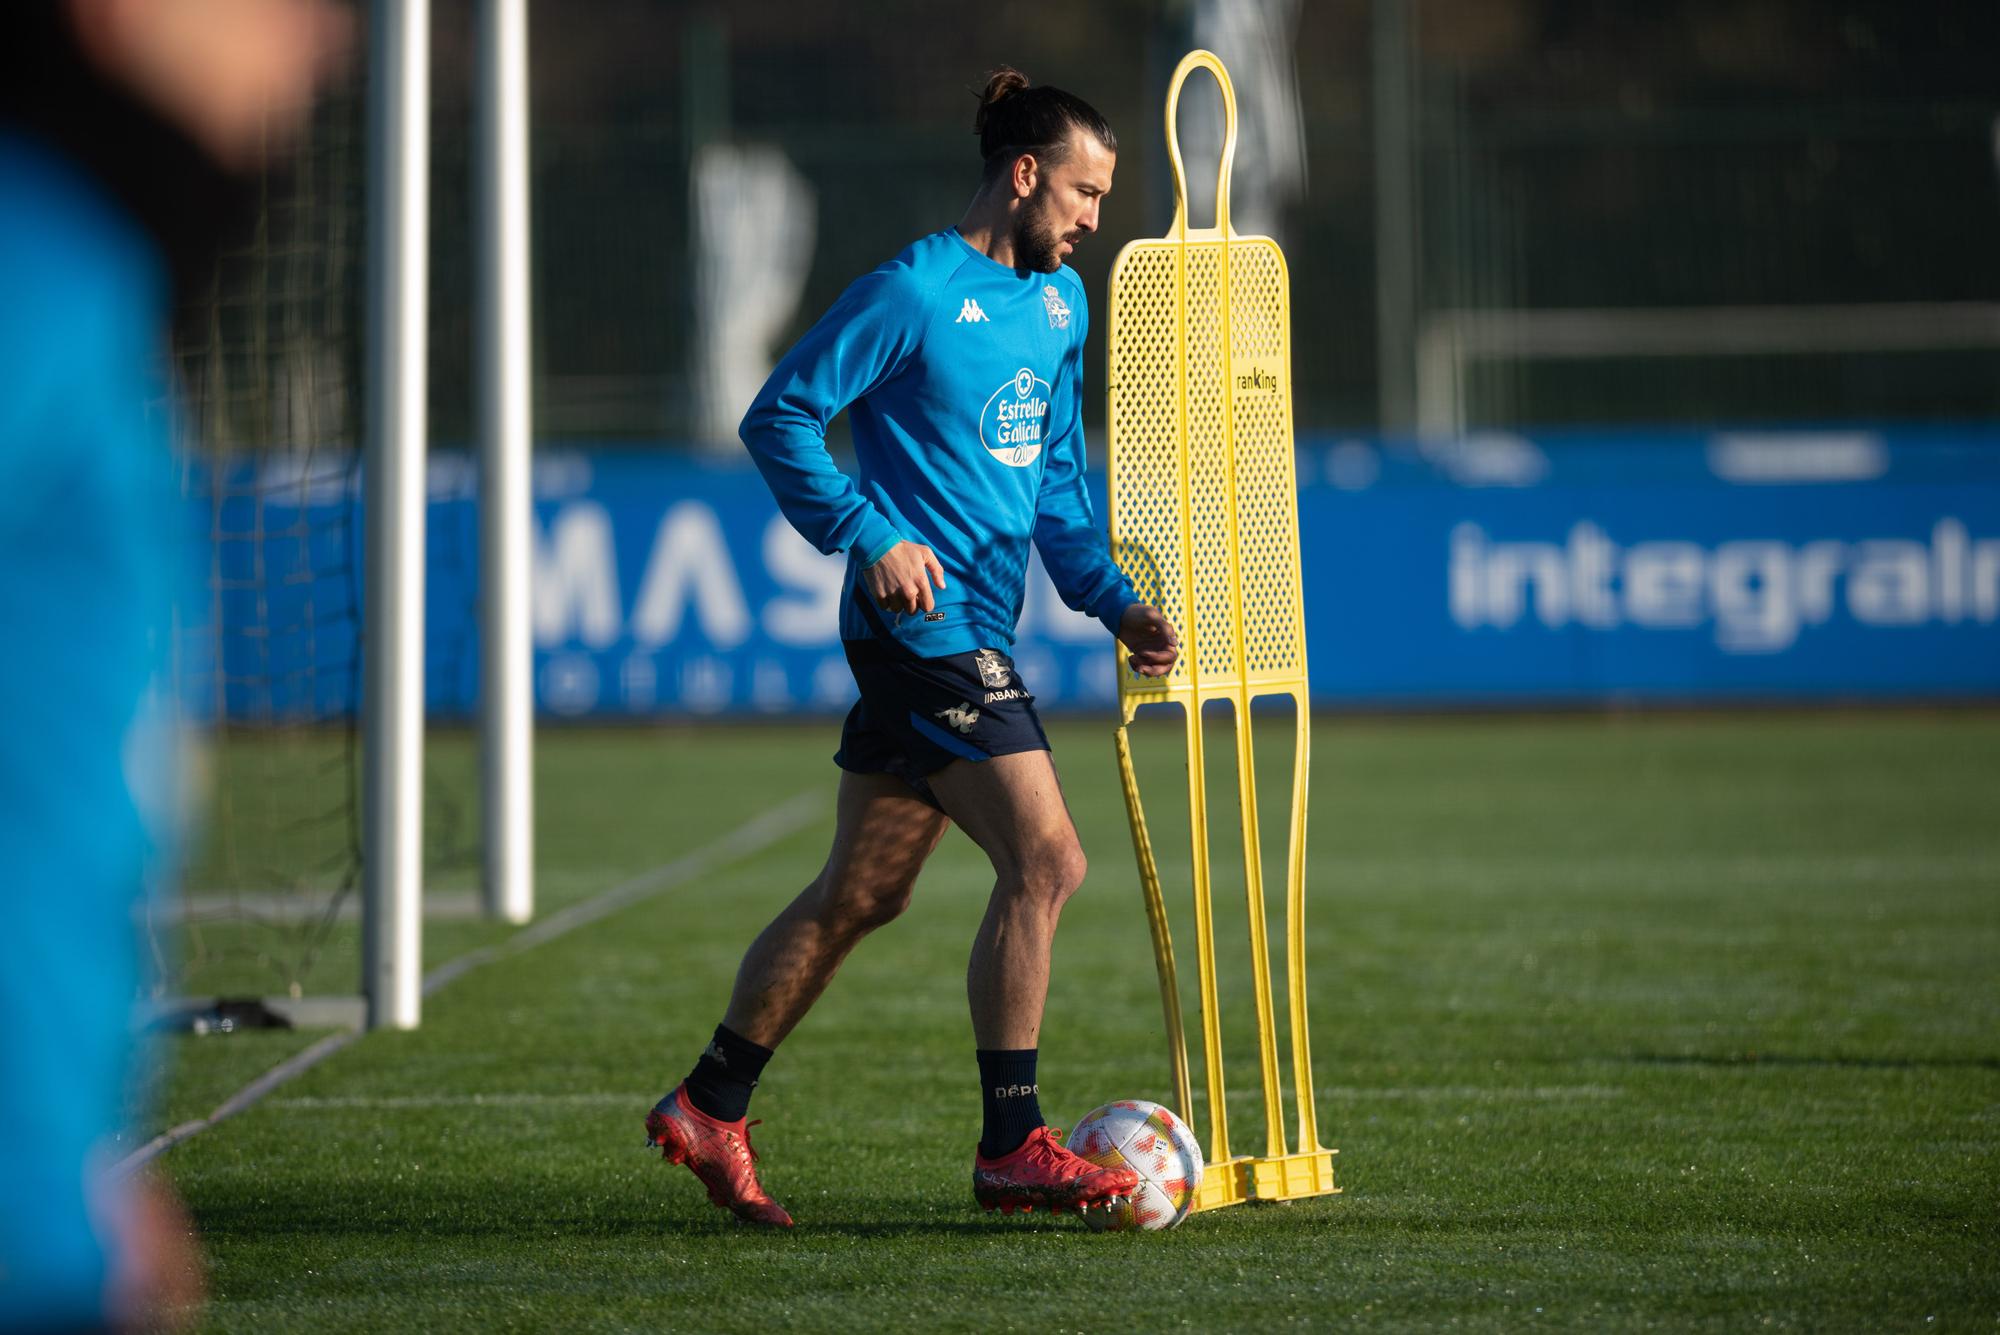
xmin=1070 ymin=1099 xmax=1205 ymax=1231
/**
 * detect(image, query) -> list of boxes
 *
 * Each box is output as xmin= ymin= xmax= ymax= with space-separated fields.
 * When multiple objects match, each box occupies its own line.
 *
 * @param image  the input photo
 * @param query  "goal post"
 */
xmin=360 ymin=0 xmax=431 ymax=1032
xmin=475 ymin=0 xmax=536 ymax=929
xmin=158 ymin=0 xmax=536 ymax=1035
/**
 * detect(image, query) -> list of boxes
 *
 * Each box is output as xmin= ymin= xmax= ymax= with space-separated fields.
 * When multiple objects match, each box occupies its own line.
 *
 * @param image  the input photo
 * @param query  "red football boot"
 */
xmin=645 ymin=1084 xmax=794 ymax=1227
xmin=972 ymin=1125 xmax=1141 ymax=1216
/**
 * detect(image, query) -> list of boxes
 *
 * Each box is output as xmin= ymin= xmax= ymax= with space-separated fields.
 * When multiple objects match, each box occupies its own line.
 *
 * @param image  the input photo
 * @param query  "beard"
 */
xmin=1014 ymin=196 xmax=1078 ymax=274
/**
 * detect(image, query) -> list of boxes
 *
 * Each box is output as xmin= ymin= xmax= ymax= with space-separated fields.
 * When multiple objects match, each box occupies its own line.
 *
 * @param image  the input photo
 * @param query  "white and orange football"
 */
xmin=1069 ymin=1099 xmax=1204 ymax=1231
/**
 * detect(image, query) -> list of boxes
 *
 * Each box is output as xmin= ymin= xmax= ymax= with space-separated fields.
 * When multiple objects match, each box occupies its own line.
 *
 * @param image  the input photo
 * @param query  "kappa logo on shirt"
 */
xmin=955 ymin=298 xmax=989 ymax=324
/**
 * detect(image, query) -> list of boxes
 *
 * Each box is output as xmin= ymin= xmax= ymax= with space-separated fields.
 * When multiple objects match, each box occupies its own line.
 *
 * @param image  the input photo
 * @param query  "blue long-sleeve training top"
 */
xmin=0 ymin=133 xmax=185 ymax=1332
xmin=740 ymin=226 xmax=1138 ymax=657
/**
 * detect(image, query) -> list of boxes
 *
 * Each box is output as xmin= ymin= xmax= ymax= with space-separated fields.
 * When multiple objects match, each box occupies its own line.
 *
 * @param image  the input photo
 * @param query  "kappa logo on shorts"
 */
xmin=936 ymin=702 xmax=981 ymax=734
xmin=973 ymin=649 xmax=1012 ymax=688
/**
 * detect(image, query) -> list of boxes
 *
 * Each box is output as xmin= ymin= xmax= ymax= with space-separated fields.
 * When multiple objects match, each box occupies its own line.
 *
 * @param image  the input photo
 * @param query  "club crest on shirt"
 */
xmin=1043 ymin=284 xmax=1071 ymax=329
xmin=979 ymin=367 xmax=1050 ymax=468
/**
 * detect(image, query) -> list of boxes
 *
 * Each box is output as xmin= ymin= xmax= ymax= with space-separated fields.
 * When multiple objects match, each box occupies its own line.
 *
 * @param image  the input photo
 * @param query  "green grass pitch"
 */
xmin=146 ymin=713 xmax=1998 ymax=1330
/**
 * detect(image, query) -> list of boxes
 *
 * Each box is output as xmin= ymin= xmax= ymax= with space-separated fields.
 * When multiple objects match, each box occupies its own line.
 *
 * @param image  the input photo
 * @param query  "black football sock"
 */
xmin=977 ymin=1048 xmax=1045 ymax=1159
xmin=682 ymin=1023 xmax=773 ymax=1123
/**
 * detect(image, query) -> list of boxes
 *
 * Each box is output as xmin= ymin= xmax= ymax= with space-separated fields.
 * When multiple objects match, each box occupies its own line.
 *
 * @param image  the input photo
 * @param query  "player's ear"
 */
xmin=1012 ymin=152 xmax=1038 ymax=199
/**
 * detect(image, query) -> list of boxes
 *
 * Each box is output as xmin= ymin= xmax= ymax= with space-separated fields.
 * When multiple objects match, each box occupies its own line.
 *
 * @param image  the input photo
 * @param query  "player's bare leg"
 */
xmin=724 ymin=772 xmax=952 ymax=1047
xmin=929 ymin=750 xmax=1085 ymax=1050
xmin=929 ymin=750 xmax=1140 ymax=1215
xmin=648 ymin=771 xmax=949 ymax=1226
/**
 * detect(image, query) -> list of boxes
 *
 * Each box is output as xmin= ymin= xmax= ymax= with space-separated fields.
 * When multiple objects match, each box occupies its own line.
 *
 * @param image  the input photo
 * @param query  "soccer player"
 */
xmin=0 ymin=2 xmax=347 ymax=1327
xmin=647 ymin=67 xmax=1180 ymax=1226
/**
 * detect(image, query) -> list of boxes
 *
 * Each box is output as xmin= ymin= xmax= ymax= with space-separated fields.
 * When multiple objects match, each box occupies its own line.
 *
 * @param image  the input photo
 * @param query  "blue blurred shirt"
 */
xmin=0 ymin=133 xmax=184 ymax=1331
xmin=740 ymin=227 xmax=1137 ymax=655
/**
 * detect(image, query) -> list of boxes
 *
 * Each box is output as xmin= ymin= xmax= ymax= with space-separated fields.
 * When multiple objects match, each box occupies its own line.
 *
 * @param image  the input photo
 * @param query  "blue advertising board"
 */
xmin=1303 ymin=426 xmax=2000 ymax=703
xmin=190 ymin=426 xmax=2000 ymax=720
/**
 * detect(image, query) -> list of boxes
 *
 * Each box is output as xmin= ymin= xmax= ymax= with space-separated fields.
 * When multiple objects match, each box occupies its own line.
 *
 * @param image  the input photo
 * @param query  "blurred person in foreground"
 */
xmin=0 ymin=2 xmax=348 ymax=1328
xmin=646 ymin=67 xmax=1182 ymax=1227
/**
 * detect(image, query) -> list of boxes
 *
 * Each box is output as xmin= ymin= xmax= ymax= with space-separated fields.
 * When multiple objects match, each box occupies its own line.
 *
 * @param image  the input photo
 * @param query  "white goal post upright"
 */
xmin=476 ymin=0 xmax=536 ymax=926
xmin=362 ymin=0 xmax=430 ymax=1031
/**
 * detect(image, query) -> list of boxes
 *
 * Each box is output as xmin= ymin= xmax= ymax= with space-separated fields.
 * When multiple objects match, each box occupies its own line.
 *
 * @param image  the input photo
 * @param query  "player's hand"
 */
xmin=107 ymin=1175 xmax=205 ymax=1332
xmin=1118 ymin=603 xmax=1180 ymax=677
xmin=865 ymin=541 xmax=947 ymax=614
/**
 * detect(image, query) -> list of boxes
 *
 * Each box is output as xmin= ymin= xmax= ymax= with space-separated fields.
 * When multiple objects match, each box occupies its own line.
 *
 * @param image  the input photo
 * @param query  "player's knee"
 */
xmin=1057 ymin=843 xmax=1088 ymax=903
xmin=854 ymin=883 xmax=916 ymax=932
xmin=1016 ymin=838 xmax=1087 ymax=912
xmin=821 ymin=877 xmax=914 ymax=936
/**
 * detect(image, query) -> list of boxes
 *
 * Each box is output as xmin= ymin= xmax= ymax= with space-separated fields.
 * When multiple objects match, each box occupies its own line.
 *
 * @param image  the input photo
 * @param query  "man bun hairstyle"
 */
xmin=973 ymin=65 xmax=1115 ymax=181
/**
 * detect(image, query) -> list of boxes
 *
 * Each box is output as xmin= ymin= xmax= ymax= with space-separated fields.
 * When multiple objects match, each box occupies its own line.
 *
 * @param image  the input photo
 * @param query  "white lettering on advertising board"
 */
xmin=1450 ymin=518 xmax=2000 ymax=654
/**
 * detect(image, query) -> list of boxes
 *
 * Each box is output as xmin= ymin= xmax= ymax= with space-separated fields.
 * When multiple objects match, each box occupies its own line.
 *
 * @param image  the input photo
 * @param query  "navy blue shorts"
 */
xmin=834 ymin=641 xmax=1051 ymax=810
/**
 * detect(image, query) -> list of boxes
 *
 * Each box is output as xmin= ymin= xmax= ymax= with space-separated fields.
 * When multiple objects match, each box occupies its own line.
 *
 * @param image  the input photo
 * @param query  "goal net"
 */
xmin=155 ymin=68 xmax=475 ymax=1024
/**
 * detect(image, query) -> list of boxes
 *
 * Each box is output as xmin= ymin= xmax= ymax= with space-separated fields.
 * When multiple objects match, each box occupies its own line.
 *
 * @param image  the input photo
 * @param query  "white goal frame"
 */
xmin=361 ymin=0 xmax=536 ymax=1031
xmin=1415 ymin=302 xmax=2000 ymax=436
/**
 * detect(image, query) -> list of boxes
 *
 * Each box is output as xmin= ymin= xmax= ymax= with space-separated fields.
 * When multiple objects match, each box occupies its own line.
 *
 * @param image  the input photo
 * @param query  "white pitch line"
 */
xmin=147 ymin=890 xmax=491 ymax=924
xmin=421 ymin=790 xmax=824 ymax=996
xmin=112 ymin=790 xmax=827 ymax=1177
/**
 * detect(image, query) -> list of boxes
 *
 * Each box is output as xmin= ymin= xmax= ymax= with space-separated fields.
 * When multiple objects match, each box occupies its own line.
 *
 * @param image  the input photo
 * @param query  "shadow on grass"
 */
xmin=187 ymin=1183 xmax=1083 ymax=1242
